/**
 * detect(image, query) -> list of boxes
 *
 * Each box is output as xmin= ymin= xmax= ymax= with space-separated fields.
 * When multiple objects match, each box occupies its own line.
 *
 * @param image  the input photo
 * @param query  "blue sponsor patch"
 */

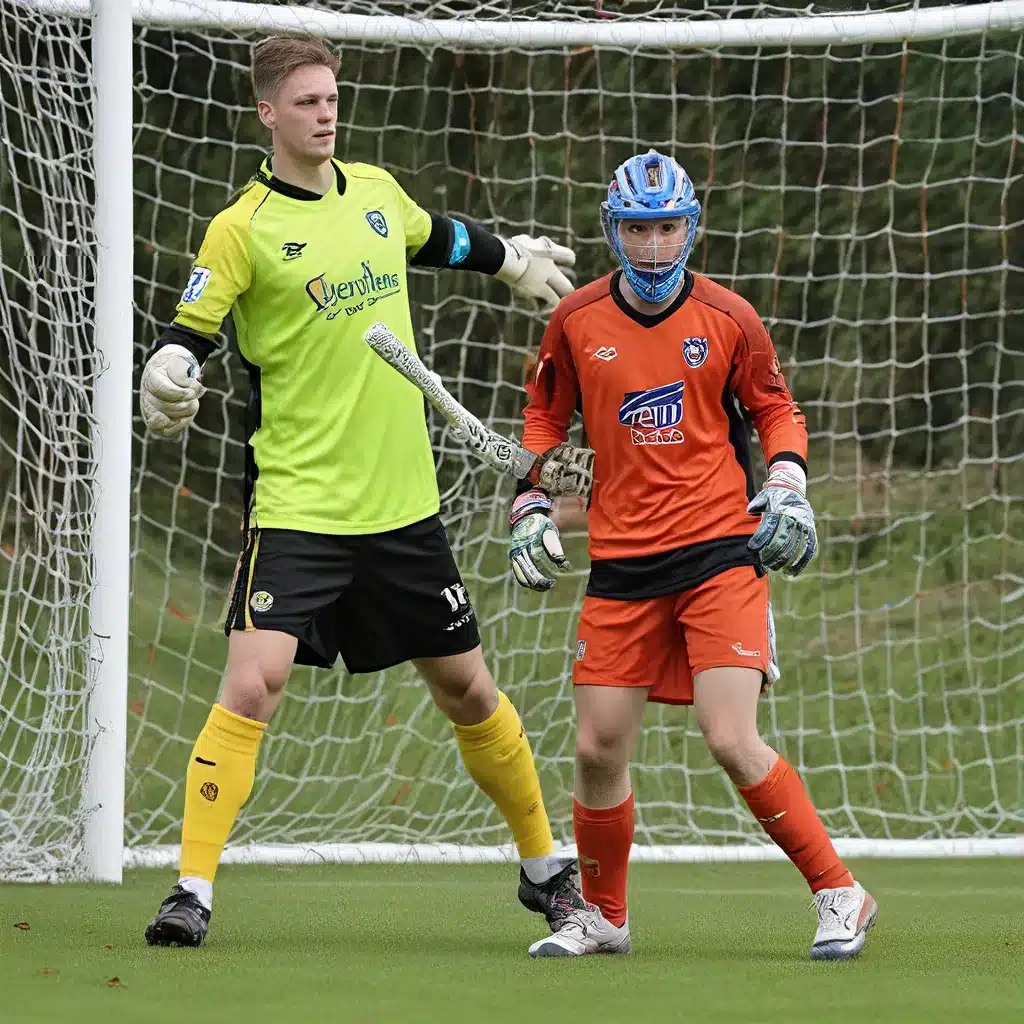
xmin=618 ymin=381 xmax=685 ymax=446
xmin=181 ymin=266 xmax=211 ymax=303
xmin=365 ymin=210 xmax=388 ymax=238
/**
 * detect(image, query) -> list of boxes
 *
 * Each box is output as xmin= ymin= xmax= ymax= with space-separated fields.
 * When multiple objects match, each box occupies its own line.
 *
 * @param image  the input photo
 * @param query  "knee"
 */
xmin=222 ymin=655 xmax=289 ymax=720
xmin=576 ymin=720 xmax=631 ymax=778
xmin=701 ymin=721 xmax=761 ymax=777
xmin=418 ymin=649 xmax=497 ymax=726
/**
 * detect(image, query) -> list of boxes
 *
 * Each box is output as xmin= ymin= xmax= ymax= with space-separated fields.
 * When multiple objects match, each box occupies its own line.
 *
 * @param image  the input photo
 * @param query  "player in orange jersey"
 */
xmin=509 ymin=150 xmax=877 ymax=961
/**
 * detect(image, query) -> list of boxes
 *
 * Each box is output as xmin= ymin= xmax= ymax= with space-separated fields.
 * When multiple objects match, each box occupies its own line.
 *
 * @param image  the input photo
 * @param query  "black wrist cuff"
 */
xmin=151 ymin=323 xmax=217 ymax=366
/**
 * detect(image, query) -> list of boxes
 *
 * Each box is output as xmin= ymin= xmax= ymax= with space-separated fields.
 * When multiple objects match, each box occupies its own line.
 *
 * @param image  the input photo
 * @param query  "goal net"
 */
xmin=2 ymin=0 xmax=1023 ymax=881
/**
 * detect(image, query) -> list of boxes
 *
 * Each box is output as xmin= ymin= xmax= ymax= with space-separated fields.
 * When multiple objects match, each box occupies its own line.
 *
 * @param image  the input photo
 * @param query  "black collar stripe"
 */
xmin=610 ymin=269 xmax=693 ymax=327
xmin=254 ymin=156 xmax=347 ymax=201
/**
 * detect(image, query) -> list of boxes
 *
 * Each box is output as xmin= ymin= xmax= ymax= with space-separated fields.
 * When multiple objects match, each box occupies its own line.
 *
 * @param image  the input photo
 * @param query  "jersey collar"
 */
xmin=254 ymin=154 xmax=347 ymax=201
xmin=610 ymin=269 xmax=693 ymax=328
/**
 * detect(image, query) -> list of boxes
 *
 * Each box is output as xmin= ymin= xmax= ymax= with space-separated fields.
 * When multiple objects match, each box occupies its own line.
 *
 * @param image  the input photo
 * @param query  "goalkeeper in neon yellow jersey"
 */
xmin=141 ymin=35 xmax=585 ymax=950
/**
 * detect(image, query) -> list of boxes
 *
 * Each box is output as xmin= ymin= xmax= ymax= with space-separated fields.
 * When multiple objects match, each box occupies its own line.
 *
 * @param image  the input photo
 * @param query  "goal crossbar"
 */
xmin=20 ymin=0 xmax=1024 ymax=49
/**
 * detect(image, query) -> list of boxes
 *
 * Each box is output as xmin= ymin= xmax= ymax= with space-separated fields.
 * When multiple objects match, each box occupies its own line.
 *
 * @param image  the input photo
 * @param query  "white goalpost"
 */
xmin=2 ymin=0 xmax=1023 ymax=883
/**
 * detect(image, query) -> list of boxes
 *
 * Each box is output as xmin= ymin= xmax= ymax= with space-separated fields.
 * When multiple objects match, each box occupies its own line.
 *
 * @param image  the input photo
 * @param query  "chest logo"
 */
xmin=618 ymin=381 xmax=685 ymax=446
xmin=281 ymin=241 xmax=306 ymax=261
xmin=366 ymin=210 xmax=388 ymax=238
xmin=683 ymin=336 xmax=708 ymax=368
xmin=593 ymin=346 xmax=617 ymax=361
xmin=305 ymin=262 xmax=402 ymax=320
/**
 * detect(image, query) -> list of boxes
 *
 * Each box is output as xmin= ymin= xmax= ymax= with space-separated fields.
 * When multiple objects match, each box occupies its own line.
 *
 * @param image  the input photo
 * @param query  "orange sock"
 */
xmin=738 ymin=757 xmax=853 ymax=893
xmin=573 ymin=793 xmax=634 ymax=927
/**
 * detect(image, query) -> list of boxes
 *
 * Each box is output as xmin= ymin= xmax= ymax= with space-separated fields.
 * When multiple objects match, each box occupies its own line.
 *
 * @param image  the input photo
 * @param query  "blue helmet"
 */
xmin=600 ymin=149 xmax=701 ymax=304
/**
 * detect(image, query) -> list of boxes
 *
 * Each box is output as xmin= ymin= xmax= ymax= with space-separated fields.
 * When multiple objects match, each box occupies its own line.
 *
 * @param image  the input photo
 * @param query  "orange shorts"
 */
xmin=572 ymin=566 xmax=772 ymax=705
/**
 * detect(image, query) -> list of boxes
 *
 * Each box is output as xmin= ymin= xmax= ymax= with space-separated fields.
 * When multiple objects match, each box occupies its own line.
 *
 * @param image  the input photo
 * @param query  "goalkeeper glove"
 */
xmin=528 ymin=443 xmax=595 ymax=499
xmin=509 ymin=488 xmax=571 ymax=591
xmin=140 ymin=344 xmax=206 ymax=439
xmin=495 ymin=234 xmax=576 ymax=312
xmin=747 ymin=461 xmax=818 ymax=577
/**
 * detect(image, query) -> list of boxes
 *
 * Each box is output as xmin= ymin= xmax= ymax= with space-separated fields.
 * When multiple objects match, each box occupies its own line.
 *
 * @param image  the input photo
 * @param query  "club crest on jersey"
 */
xmin=365 ymin=210 xmax=388 ymax=238
xmin=618 ymin=381 xmax=685 ymax=446
xmin=683 ymin=336 xmax=709 ymax=368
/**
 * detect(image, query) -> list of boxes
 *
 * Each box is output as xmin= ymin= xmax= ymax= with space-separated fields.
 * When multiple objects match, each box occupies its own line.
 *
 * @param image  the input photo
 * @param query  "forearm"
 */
xmin=410 ymin=214 xmax=575 ymax=311
xmin=522 ymin=416 xmax=570 ymax=460
xmin=409 ymin=213 xmax=506 ymax=274
xmin=752 ymin=407 xmax=808 ymax=474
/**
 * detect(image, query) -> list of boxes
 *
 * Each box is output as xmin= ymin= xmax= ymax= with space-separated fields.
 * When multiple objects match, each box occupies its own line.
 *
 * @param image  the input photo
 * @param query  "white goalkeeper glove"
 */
xmin=495 ymin=234 xmax=576 ymax=312
xmin=140 ymin=344 xmax=206 ymax=439
xmin=509 ymin=488 xmax=571 ymax=592
xmin=747 ymin=461 xmax=818 ymax=577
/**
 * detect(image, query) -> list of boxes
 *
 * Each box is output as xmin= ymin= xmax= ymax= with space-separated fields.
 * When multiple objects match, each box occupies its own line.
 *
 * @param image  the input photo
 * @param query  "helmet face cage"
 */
xmin=601 ymin=150 xmax=702 ymax=303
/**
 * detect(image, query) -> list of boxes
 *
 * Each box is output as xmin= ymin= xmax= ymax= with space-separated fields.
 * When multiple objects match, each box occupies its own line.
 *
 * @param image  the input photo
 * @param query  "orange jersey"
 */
xmin=522 ymin=271 xmax=807 ymax=568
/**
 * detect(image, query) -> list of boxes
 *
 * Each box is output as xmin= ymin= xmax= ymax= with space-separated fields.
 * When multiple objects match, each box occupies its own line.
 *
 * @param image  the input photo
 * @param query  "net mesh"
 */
xmin=2 ymin=0 xmax=1023 ymax=880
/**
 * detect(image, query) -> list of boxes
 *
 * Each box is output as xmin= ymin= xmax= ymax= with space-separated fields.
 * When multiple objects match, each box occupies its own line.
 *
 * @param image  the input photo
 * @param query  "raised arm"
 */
xmin=394 ymin=177 xmax=575 ymax=312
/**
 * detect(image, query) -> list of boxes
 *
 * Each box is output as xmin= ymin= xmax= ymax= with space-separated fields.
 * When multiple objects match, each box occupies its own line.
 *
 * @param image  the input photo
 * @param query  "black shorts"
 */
xmin=225 ymin=515 xmax=481 ymax=673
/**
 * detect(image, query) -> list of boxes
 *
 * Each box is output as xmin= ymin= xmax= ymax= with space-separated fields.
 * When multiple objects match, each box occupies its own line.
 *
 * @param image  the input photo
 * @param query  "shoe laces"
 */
xmin=164 ymin=885 xmax=208 ymax=920
xmin=554 ymin=903 xmax=604 ymax=940
xmin=812 ymin=886 xmax=858 ymax=930
xmin=546 ymin=863 xmax=588 ymax=917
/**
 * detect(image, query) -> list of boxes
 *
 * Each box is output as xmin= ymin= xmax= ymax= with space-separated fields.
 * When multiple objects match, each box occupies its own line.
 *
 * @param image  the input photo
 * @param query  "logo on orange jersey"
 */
xmin=731 ymin=641 xmax=762 ymax=658
xmin=618 ymin=381 xmax=685 ymax=446
xmin=593 ymin=346 xmax=618 ymax=361
xmin=768 ymin=352 xmax=787 ymax=391
xmin=682 ymin=336 xmax=708 ymax=368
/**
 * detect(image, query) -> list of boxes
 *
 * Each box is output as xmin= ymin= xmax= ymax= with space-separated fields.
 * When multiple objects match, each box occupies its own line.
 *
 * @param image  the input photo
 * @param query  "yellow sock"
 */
xmin=179 ymin=702 xmax=265 ymax=882
xmin=452 ymin=691 xmax=554 ymax=860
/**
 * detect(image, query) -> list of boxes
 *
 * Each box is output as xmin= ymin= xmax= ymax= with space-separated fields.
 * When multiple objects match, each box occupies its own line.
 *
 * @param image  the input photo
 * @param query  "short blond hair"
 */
xmin=251 ymin=36 xmax=340 ymax=101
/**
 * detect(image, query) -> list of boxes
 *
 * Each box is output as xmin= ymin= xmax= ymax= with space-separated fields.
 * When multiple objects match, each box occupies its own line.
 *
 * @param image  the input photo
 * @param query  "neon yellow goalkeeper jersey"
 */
xmin=173 ymin=156 xmax=438 ymax=535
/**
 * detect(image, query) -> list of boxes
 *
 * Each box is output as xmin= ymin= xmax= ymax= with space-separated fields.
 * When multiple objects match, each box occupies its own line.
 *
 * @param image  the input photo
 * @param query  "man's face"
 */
xmin=616 ymin=217 xmax=690 ymax=270
xmin=258 ymin=64 xmax=338 ymax=163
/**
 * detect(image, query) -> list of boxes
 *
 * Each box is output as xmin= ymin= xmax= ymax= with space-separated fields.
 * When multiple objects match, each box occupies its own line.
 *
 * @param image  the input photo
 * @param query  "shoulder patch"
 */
xmin=181 ymin=267 xmax=212 ymax=303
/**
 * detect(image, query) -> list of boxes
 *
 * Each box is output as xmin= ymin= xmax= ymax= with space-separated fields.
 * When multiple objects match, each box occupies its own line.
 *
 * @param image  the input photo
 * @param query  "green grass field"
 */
xmin=5 ymin=861 xmax=1022 ymax=1023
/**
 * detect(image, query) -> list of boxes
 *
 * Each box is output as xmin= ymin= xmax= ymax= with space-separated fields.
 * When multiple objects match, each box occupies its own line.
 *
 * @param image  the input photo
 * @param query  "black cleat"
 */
xmin=145 ymin=884 xmax=211 ymax=947
xmin=518 ymin=860 xmax=591 ymax=932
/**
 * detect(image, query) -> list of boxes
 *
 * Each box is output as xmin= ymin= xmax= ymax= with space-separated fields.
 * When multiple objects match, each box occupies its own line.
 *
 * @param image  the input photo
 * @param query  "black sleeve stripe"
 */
xmin=408 ymin=213 xmax=453 ymax=267
xmin=768 ymin=450 xmax=808 ymax=474
xmin=408 ymin=212 xmax=506 ymax=275
xmin=453 ymin=216 xmax=506 ymax=274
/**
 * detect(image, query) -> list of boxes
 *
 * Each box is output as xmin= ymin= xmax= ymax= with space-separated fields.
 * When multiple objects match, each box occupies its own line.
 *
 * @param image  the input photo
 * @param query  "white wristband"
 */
xmin=767 ymin=460 xmax=807 ymax=496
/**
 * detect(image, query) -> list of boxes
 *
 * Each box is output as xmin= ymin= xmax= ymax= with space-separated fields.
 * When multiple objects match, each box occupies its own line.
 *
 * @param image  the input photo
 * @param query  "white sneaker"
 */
xmin=528 ymin=905 xmax=631 ymax=957
xmin=809 ymin=880 xmax=878 ymax=961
